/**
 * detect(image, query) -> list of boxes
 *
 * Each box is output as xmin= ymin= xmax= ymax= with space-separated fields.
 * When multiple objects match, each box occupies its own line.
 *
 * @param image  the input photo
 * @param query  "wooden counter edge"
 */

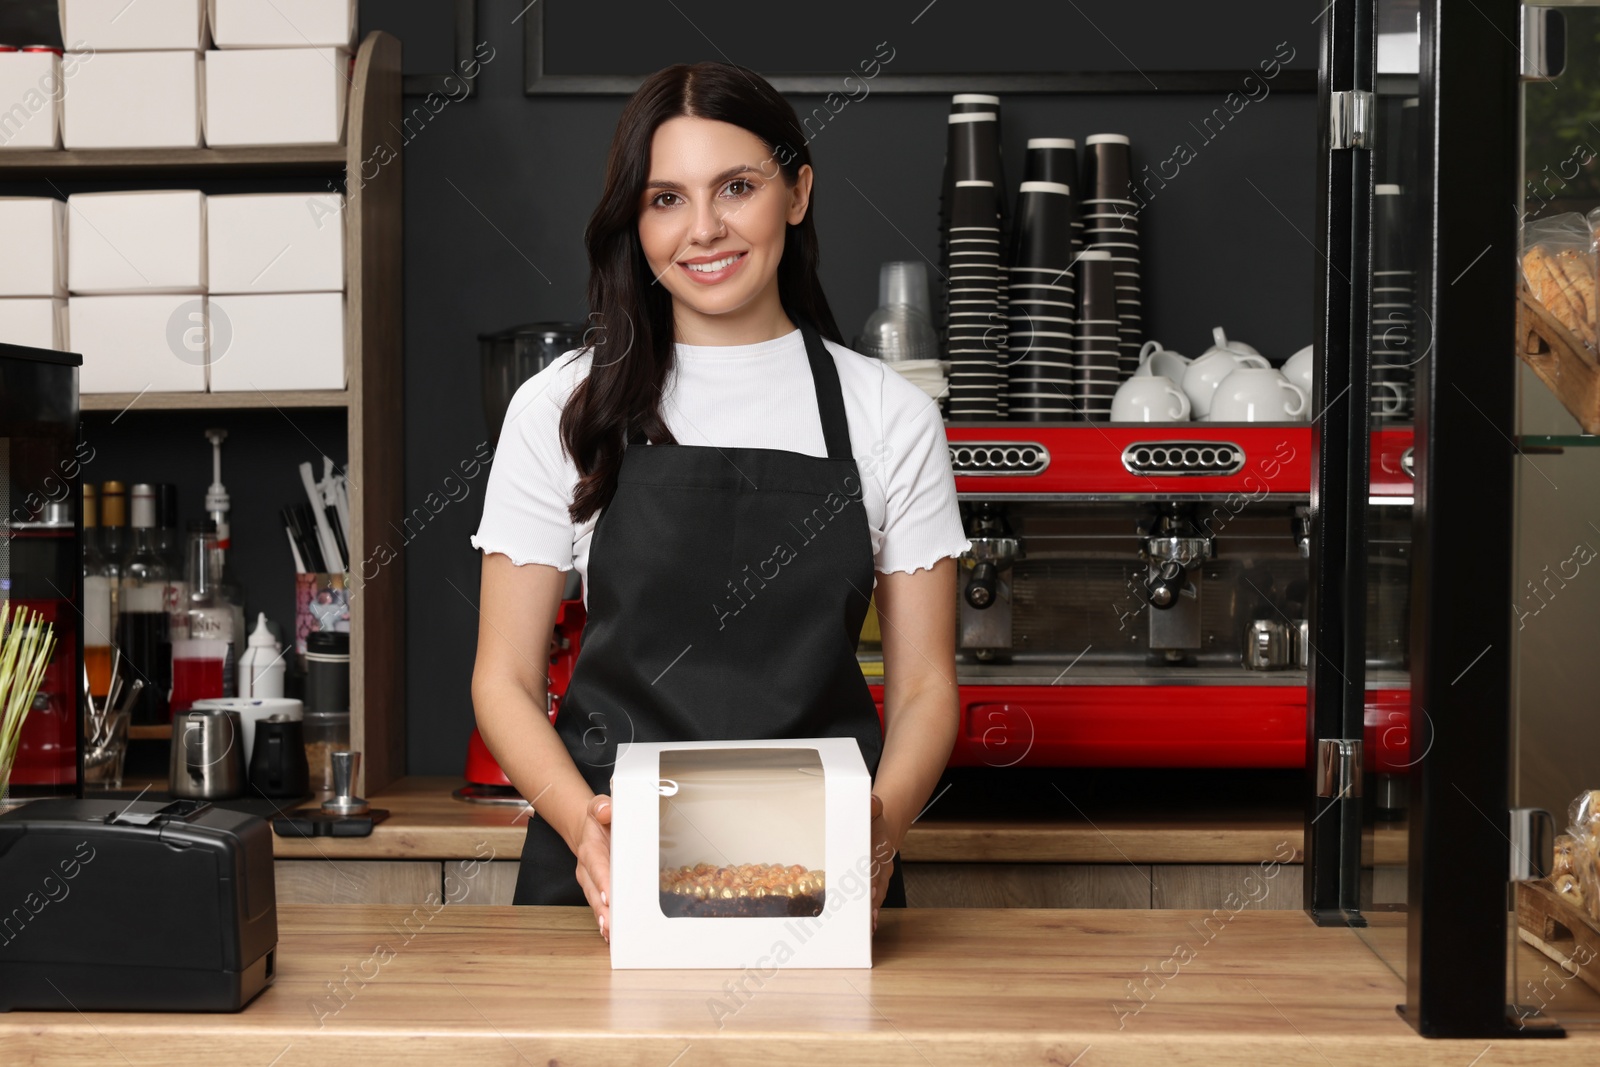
xmin=270 ymin=777 xmax=1386 ymax=864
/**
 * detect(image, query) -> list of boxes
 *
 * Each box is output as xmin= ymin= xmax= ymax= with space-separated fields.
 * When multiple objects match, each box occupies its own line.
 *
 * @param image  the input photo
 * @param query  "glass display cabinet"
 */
xmin=1304 ymin=0 xmax=1600 ymax=1038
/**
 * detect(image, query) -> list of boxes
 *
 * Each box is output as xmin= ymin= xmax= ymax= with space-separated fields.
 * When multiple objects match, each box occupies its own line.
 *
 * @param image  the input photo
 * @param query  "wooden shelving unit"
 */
xmin=0 ymin=32 xmax=407 ymax=794
xmin=0 ymin=144 xmax=346 ymax=177
xmin=80 ymin=389 xmax=351 ymax=411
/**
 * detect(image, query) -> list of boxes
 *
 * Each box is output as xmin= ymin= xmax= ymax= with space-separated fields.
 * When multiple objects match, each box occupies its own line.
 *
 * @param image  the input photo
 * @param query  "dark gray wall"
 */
xmin=391 ymin=0 xmax=1319 ymax=776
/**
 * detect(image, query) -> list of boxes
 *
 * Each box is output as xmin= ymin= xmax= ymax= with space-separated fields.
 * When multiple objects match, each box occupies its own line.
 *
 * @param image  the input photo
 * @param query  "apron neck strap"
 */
xmin=798 ymin=321 xmax=853 ymax=462
xmin=625 ymin=321 xmax=854 ymax=460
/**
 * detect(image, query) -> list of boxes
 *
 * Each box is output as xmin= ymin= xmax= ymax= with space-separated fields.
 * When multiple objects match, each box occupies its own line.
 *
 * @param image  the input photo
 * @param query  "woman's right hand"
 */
xmin=574 ymin=793 xmax=613 ymax=941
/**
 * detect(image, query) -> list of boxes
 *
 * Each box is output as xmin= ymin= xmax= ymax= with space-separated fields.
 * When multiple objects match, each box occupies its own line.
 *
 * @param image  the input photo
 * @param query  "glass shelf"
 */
xmin=1515 ymin=435 xmax=1600 ymax=449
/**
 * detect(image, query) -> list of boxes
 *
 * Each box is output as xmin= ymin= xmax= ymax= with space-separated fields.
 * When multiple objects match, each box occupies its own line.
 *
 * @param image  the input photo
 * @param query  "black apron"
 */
xmin=512 ymin=320 xmax=907 ymax=908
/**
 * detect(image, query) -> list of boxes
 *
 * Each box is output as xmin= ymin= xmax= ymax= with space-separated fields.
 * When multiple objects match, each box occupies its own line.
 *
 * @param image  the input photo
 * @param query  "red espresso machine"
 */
xmin=857 ymin=423 xmax=1414 ymax=782
xmin=458 ymin=420 xmax=1415 ymax=799
xmin=1 ymin=341 xmax=85 ymax=795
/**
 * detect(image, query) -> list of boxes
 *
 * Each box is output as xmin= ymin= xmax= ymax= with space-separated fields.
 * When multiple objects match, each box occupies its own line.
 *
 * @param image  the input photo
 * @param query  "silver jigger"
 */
xmin=321 ymin=750 xmax=370 ymax=815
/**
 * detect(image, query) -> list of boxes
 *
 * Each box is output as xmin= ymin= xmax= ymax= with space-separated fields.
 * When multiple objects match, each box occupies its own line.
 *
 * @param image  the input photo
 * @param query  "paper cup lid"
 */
xmin=1085 ymin=133 xmax=1131 ymax=146
xmin=952 ymin=93 xmax=1001 ymax=105
xmin=1028 ymin=138 xmax=1077 ymax=149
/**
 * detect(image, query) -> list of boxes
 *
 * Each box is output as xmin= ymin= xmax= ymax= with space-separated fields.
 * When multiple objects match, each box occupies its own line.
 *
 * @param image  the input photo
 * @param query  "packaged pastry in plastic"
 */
xmin=1523 ymin=212 xmax=1597 ymax=347
xmin=1552 ymin=789 xmax=1600 ymax=919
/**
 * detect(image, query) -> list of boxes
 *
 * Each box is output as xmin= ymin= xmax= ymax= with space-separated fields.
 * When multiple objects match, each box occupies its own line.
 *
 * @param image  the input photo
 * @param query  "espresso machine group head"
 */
xmin=958 ymin=503 xmax=1019 ymax=660
xmin=1140 ymin=504 xmax=1215 ymax=663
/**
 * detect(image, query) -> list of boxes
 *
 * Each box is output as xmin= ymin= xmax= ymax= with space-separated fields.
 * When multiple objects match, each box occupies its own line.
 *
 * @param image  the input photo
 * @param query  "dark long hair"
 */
xmin=561 ymin=61 xmax=843 ymax=523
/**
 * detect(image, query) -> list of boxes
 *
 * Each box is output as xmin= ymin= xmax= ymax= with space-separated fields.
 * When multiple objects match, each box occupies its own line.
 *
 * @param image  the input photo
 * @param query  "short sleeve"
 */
xmin=468 ymin=352 xmax=587 ymax=569
xmin=871 ymin=368 xmax=971 ymax=575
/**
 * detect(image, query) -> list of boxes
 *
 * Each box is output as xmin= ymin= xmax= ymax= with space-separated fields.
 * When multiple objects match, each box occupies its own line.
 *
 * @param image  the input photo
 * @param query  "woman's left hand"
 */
xmin=869 ymin=793 xmax=897 ymax=934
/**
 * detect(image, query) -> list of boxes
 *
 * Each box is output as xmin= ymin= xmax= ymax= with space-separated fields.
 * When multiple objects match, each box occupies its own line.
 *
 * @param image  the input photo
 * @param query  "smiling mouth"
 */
xmin=680 ymin=251 xmax=747 ymax=273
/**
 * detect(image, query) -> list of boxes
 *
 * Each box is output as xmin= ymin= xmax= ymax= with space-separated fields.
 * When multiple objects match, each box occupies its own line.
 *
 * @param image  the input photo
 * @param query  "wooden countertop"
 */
xmin=0 ymin=905 xmax=1589 ymax=1064
xmin=269 ymin=775 xmax=1407 ymax=865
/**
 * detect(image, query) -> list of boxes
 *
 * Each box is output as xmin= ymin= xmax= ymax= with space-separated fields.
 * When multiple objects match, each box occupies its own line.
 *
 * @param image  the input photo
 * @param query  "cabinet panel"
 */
xmin=903 ymin=863 xmax=1153 ymax=908
xmin=277 ymin=860 xmax=442 ymax=904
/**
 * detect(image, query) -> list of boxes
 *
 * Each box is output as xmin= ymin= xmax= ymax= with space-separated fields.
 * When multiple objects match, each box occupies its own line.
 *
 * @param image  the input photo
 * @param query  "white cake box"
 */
xmin=206 ymin=292 xmax=345 ymax=391
xmin=204 ymin=48 xmax=348 ymax=146
xmin=609 ymin=737 xmax=872 ymax=970
xmin=207 ymin=193 xmax=344 ymax=293
xmin=69 ymin=294 xmax=209 ymax=392
xmin=62 ymin=51 xmax=203 ymax=149
xmin=60 ymin=0 xmax=210 ymax=51
xmin=67 ymin=190 xmax=206 ymax=294
xmin=0 ymin=298 xmax=68 ymax=351
xmin=0 ymin=51 xmax=63 ymax=150
xmin=209 ymin=0 xmax=357 ymax=49
xmin=0 ymin=198 xmax=67 ymax=297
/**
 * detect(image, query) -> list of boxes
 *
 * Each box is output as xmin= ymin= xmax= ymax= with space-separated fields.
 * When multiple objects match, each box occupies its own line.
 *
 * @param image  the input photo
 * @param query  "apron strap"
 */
xmin=623 ymin=321 xmax=854 ymax=460
xmin=798 ymin=321 xmax=854 ymax=462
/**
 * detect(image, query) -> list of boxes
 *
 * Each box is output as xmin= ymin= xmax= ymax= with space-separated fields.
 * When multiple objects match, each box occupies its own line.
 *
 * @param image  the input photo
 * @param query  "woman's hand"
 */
xmin=869 ymin=793 xmax=898 ymax=934
xmin=573 ymin=794 xmax=613 ymax=941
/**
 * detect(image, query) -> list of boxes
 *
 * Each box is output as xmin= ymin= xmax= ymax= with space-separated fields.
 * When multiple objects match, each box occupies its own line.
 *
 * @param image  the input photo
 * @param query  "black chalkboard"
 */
xmin=525 ymin=0 xmax=1320 ymax=95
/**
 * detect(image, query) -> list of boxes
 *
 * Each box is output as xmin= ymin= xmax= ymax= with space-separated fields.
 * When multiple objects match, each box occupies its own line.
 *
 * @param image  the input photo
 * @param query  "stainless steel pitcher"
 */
xmin=169 ymin=706 xmax=246 ymax=799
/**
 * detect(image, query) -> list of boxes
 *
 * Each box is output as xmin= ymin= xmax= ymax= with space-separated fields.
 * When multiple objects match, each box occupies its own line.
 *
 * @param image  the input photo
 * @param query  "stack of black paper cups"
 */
xmin=1372 ymin=183 xmax=1413 ymax=423
xmin=1006 ymin=181 xmax=1078 ymax=420
xmin=1076 ymin=250 xmax=1120 ymax=420
xmin=1081 ymin=134 xmax=1143 ymax=379
xmin=945 ymin=179 xmax=1005 ymax=419
xmin=939 ymin=96 xmax=1007 ymax=356
xmin=1024 ymin=138 xmax=1082 ymax=260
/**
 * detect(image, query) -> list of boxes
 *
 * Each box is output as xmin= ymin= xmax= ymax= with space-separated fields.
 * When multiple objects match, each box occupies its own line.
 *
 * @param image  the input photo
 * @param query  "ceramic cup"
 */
xmin=1182 ymin=348 xmax=1271 ymax=418
xmin=1282 ymin=344 xmax=1313 ymax=397
xmin=1112 ymin=374 xmax=1191 ymax=422
xmin=1199 ymin=325 xmax=1259 ymax=359
xmin=1207 ymin=367 xmax=1308 ymax=422
xmin=1133 ymin=339 xmax=1191 ymax=382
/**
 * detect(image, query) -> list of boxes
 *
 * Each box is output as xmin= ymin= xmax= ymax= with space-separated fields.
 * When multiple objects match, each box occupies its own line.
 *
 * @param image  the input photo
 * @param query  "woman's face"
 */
xmin=638 ymin=116 xmax=812 ymax=326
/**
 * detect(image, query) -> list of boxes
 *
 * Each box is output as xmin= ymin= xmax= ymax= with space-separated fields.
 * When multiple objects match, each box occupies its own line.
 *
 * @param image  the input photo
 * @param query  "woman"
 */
xmin=470 ymin=61 xmax=967 ymax=940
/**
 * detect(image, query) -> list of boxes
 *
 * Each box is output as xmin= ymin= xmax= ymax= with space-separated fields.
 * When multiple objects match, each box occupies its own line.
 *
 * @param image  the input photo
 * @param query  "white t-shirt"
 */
xmin=469 ymin=327 xmax=970 ymax=596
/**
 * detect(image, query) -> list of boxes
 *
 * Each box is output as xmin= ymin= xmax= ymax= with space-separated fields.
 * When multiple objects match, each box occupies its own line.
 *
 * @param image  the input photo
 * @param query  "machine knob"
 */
xmin=965 ymin=562 xmax=998 ymax=609
xmin=1145 ymin=560 xmax=1184 ymax=610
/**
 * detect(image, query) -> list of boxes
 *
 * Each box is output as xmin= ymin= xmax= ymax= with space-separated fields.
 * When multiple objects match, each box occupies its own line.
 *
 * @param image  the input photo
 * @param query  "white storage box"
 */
xmin=0 ymin=198 xmax=66 ymax=297
xmin=207 ymin=193 xmax=344 ymax=293
xmin=60 ymin=0 xmax=209 ymax=51
xmin=204 ymin=48 xmax=348 ymax=146
xmin=0 ymin=298 xmax=68 ymax=351
xmin=70 ymin=294 xmax=209 ymax=392
xmin=67 ymin=191 xmax=206 ymax=294
xmin=0 ymin=51 xmax=62 ymax=149
xmin=62 ymin=51 xmax=202 ymax=149
xmin=206 ymin=292 xmax=345 ymax=391
xmin=610 ymin=737 xmax=872 ymax=970
xmin=209 ymin=0 xmax=356 ymax=49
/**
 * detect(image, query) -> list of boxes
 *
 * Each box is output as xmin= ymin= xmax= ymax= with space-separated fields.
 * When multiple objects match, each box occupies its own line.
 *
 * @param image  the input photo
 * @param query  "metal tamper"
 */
xmin=322 ymin=750 xmax=370 ymax=815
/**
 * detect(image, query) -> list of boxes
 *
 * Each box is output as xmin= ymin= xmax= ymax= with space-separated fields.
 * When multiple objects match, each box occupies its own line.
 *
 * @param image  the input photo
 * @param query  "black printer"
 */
xmin=0 ymin=797 xmax=278 ymax=1012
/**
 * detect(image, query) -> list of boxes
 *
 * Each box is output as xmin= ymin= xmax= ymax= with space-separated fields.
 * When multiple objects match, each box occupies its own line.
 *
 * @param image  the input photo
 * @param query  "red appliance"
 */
xmin=861 ymin=423 xmax=1414 ymax=772
xmin=460 ymin=424 xmax=1415 ymax=794
xmin=457 ymin=598 xmax=585 ymax=801
xmin=2 ymin=341 xmax=84 ymax=794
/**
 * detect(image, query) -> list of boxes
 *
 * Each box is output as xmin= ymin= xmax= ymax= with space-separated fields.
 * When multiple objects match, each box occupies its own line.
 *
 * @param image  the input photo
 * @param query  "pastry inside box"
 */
xmin=610 ymin=738 xmax=872 ymax=969
xmin=659 ymin=861 xmax=826 ymax=917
